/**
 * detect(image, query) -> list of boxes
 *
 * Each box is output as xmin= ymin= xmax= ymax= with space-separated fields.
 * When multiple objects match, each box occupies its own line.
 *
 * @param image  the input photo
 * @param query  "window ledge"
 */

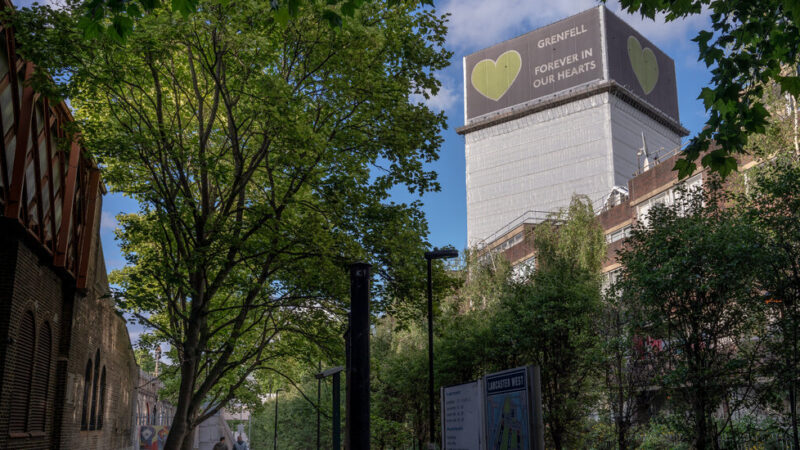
xmin=8 ymin=431 xmax=46 ymax=438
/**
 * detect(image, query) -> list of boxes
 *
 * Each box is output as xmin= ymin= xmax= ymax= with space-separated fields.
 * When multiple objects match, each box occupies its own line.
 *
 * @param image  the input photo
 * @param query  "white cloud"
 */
xmin=604 ymin=3 xmax=711 ymax=51
xmin=439 ymin=0 xmax=710 ymax=54
xmin=415 ymin=82 xmax=461 ymax=112
xmin=441 ymin=0 xmax=596 ymax=53
xmin=101 ymin=210 xmax=118 ymax=232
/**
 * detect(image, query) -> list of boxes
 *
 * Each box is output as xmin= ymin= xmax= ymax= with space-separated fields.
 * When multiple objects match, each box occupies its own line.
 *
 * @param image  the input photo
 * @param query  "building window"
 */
xmin=89 ymin=349 xmax=100 ymax=430
xmin=10 ymin=311 xmax=36 ymax=433
xmin=29 ymin=322 xmax=52 ymax=432
xmin=81 ymin=359 xmax=92 ymax=430
xmin=605 ymin=225 xmax=632 ymax=244
xmin=603 ymin=269 xmax=622 ymax=295
xmin=97 ymin=367 xmax=106 ymax=430
xmin=637 ymin=174 xmax=703 ymax=226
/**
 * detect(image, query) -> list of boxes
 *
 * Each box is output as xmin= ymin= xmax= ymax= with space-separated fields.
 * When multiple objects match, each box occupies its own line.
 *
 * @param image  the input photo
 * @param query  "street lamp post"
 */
xmin=316 ymin=366 xmax=345 ymax=450
xmin=273 ymin=389 xmax=283 ymax=450
xmin=424 ymin=247 xmax=458 ymax=449
xmin=317 ymin=361 xmax=321 ymax=450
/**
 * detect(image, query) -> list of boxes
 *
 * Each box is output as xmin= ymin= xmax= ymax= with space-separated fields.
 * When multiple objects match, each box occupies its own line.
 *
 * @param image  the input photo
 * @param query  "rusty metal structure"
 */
xmin=0 ymin=4 xmax=100 ymax=291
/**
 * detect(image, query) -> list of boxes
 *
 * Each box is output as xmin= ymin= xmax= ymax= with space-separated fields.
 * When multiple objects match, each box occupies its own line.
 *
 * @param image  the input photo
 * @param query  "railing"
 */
xmin=474 ymin=210 xmax=552 ymax=250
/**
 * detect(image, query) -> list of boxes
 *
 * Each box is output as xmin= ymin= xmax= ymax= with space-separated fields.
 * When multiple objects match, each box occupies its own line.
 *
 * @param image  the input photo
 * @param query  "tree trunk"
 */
xmin=791 ymin=319 xmax=799 ymax=450
xmin=180 ymin=432 xmax=195 ymax=450
xmin=694 ymin=397 xmax=708 ymax=450
xmin=790 ymin=367 xmax=799 ymax=449
xmin=163 ymin=326 xmax=201 ymax=449
xmin=163 ymin=413 xmax=191 ymax=450
xmin=550 ymin=424 xmax=564 ymax=450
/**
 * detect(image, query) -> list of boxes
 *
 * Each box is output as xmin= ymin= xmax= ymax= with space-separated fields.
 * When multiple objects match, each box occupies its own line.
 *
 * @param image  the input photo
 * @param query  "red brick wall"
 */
xmin=0 ymin=192 xmax=138 ymax=450
xmin=57 ymin=193 xmax=138 ymax=450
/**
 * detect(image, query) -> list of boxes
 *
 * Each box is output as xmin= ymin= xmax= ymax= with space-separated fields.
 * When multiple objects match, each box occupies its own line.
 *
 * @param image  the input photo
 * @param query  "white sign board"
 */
xmin=441 ymin=381 xmax=484 ymax=450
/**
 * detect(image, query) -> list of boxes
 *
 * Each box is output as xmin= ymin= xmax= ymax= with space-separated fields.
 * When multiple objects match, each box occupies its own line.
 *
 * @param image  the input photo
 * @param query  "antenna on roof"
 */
xmin=637 ymin=131 xmax=650 ymax=172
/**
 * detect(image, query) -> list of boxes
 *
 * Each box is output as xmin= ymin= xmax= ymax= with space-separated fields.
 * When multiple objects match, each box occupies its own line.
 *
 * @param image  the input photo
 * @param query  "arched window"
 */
xmin=97 ymin=367 xmax=106 ymax=430
xmin=81 ymin=359 xmax=92 ymax=430
xmin=9 ymin=311 xmax=35 ymax=433
xmin=89 ymin=349 xmax=100 ymax=430
xmin=29 ymin=322 xmax=52 ymax=432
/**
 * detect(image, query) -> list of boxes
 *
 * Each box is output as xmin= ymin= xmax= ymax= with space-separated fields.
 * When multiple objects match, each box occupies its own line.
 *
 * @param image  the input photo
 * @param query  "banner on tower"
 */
xmin=463 ymin=7 xmax=679 ymax=124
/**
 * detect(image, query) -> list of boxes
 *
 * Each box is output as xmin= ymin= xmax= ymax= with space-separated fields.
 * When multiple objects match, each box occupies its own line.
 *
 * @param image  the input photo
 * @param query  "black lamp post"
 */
xmin=273 ymin=388 xmax=283 ymax=450
xmin=316 ymin=366 xmax=345 ymax=450
xmin=424 ymin=247 xmax=458 ymax=448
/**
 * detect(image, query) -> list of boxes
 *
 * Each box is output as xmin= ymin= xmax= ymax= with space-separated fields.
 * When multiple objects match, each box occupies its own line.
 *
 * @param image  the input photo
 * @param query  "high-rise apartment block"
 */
xmin=459 ymin=6 xmax=688 ymax=247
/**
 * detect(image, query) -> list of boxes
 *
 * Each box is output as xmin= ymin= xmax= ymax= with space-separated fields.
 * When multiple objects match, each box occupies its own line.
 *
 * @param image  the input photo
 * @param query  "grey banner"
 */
xmin=465 ymin=8 xmax=604 ymax=120
xmin=604 ymin=9 xmax=680 ymax=122
xmin=463 ymin=7 xmax=680 ymax=124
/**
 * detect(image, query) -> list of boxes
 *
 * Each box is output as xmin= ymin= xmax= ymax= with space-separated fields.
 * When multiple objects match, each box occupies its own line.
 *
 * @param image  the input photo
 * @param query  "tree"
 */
xmin=491 ymin=196 xmax=606 ymax=449
xmin=75 ymin=0 xmax=422 ymax=42
xmin=371 ymin=318 xmax=428 ymax=448
xmin=741 ymin=155 xmax=800 ymax=448
xmin=599 ymin=283 xmax=664 ymax=450
xmin=12 ymin=1 xmax=450 ymax=448
xmin=617 ymin=183 xmax=766 ymax=449
xmin=135 ymin=347 xmax=157 ymax=374
xmin=611 ymin=0 xmax=800 ymax=179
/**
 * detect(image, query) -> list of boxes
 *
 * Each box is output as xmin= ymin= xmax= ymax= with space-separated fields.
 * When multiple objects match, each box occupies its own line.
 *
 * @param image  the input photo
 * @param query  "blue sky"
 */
xmin=98 ymin=0 xmax=714 ymax=275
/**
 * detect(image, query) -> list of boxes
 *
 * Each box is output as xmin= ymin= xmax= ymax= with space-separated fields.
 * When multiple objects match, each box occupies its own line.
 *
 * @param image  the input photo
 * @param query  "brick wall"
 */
xmin=58 ymin=191 xmax=138 ymax=450
xmin=0 ymin=190 xmax=138 ymax=450
xmin=0 ymin=223 xmax=65 ymax=450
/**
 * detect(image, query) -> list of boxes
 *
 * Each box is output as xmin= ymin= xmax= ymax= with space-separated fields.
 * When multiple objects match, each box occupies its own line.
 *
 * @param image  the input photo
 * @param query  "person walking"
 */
xmin=233 ymin=435 xmax=249 ymax=450
xmin=213 ymin=436 xmax=228 ymax=450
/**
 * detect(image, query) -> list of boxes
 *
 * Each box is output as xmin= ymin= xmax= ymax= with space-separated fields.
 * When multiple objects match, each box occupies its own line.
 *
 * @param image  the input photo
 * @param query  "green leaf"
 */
xmin=287 ymin=0 xmax=300 ymax=16
xmin=673 ymin=158 xmax=696 ymax=179
xmin=110 ymin=15 xmax=134 ymax=41
xmin=78 ymin=16 xmax=104 ymax=39
xmin=139 ymin=0 xmax=160 ymax=10
xmin=341 ymin=0 xmax=356 ymax=17
xmin=171 ymin=0 xmax=197 ymax=17
xmin=698 ymin=87 xmax=716 ymax=110
xmin=777 ymin=75 xmax=800 ymax=97
xmin=126 ymin=2 xmax=142 ymax=17
xmin=274 ymin=6 xmax=290 ymax=26
xmin=322 ymin=9 xmax=342 ymax=28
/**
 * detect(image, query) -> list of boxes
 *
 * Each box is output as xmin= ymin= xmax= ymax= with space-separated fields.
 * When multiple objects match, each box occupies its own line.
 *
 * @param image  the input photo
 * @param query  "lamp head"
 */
xmin=424 ymin=247 xmax=458 ymax=260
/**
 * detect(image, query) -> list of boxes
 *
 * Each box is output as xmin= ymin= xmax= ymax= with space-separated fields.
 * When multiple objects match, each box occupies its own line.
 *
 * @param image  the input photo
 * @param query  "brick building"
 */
xmin=0 ymin=3 xmax=139 ymax=448
xmin=137 ymin=367 xmax=175 ymax=428
xmin=477 ymin=147 xmax=758 ymax=281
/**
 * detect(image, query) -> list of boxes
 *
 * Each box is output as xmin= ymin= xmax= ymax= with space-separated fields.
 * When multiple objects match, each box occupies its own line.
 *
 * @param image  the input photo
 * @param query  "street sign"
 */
xmin=440 ymin=367 xmax=544 ymax=450
xmin=441 ymin=380 xmax=484 ymax=450
xmin=484 ymin=366 xmax=544 ymax=450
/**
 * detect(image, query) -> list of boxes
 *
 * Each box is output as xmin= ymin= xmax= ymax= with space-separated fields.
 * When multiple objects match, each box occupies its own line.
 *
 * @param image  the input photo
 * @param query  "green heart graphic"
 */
xmin=471 ymin=50 xmax=522 ymax=101
xmin=627 ymin=36 xmax=659 ymax=95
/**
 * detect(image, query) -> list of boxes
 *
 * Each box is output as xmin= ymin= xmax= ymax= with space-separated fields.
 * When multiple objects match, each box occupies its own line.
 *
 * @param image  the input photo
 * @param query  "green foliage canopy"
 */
xmin=612 ymin=0 xmax=800 ymax=179
xmin=10 ymin=0 xmax=451 ymax=447
xmin=617 ymin=183 xmax=766 ymax=449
